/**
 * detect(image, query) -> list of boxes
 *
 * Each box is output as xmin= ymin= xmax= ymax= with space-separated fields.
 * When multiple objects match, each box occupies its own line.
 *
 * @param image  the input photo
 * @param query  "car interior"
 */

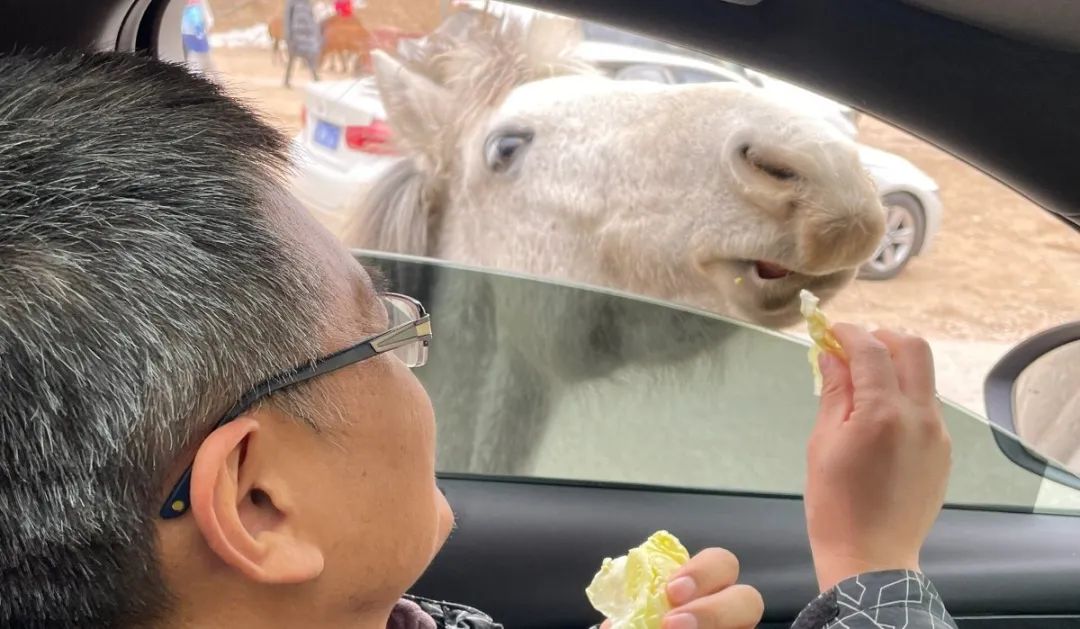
xmin=3 ymin=0 xmax=1079 ymax=627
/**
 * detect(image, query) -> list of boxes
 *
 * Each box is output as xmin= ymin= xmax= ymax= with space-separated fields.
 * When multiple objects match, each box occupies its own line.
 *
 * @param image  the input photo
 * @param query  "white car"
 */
xmin=290 ymin=39 xmax=942 ymax=279
xmin=857 ymin=144 xmax=943 ymax=280
xmin=289 ymin=77 xmax=393 ymax=235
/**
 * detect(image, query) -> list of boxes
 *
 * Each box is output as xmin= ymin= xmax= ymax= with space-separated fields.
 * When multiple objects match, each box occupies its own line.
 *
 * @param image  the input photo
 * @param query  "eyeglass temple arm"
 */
xmin=160 ymin=467 xmax=194 ymax=519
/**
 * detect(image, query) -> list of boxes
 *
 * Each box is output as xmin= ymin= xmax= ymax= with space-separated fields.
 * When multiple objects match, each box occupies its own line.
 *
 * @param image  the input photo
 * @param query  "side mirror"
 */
xmin=985 ymin=321 xmax=1080 ymax=489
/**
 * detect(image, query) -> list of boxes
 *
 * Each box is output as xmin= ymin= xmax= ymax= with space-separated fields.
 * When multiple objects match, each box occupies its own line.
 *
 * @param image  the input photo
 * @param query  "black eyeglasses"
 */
xmin=159 ymin=293 xmax=432 ymax=519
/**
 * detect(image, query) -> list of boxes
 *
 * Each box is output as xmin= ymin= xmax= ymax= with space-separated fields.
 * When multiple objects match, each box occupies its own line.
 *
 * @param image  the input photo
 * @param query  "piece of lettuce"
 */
xmin=586 ymin=530 xmax=690 ymax=629
xmin=800 ymin=289 xmax=846 ymax=395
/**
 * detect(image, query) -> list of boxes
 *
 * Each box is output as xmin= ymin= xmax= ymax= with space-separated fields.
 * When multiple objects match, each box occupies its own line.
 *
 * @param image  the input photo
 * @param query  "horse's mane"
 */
xmin=397 ymin=9 xmax=591 ymax=120
xmin=345 ymin=9 xmax=595 ymax=255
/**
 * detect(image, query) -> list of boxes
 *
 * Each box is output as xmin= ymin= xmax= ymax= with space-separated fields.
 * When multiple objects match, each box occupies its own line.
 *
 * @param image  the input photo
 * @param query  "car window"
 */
xmin=361 ymin=252 xmax=1078 ymax=515
xmin=167 ymin=0 xmax=1080 ymax=511
xmin=610 ymin=64 xmax=673 ymax=83
xmin=581 ymin=20 xmax=697 ymax=56
xmin=674 ymin=68 xmax=728 ymax=84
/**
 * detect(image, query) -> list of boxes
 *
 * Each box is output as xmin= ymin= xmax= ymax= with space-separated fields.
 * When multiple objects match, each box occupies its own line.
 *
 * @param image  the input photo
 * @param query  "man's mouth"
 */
xmin=753 ymin=260 xmax=793 ymax=280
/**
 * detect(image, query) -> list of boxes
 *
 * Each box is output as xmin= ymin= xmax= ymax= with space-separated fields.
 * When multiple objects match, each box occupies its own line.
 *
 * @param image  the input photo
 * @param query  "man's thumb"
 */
xmin=817 ymin=352 xmax=853 ymax=424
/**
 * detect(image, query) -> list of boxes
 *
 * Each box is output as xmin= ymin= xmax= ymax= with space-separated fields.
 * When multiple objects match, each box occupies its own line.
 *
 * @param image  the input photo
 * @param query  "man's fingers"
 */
xmin=817 ymin=352 xmax=854 ymax=427
xmin=871 ymin=329 xmax=937 ymax=404
xmin=831 ymin=323 xmax=899 ymax=398
xmin=667 ymin=548 xmax=740 ymax=606
xmin=663 ymin=584 xmax=764 ymax=629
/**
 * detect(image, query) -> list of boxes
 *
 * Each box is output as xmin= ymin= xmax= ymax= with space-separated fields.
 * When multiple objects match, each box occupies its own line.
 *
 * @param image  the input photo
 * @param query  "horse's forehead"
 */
xmin=496 ymin=75 xmax=671 ymax=116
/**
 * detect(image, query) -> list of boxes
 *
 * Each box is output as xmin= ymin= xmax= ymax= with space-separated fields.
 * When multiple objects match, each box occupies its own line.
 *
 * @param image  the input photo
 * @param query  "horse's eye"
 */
xmin=484 ymin=129 xmax=534 ymax=173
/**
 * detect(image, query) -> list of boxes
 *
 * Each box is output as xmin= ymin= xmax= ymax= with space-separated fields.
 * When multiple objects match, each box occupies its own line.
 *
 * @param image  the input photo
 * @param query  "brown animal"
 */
xmin=268 ymin=13 xmax=370 ymax=74
xmin=267 ymin=14 xmax=286 ymax=64
xmin=320 ymin=15 xmax=372 ymax=74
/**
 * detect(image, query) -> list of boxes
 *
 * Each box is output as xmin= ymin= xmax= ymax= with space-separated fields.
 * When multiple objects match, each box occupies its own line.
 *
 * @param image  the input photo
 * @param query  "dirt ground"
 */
xmin=211 ymin=0 xmax=442 ymax=33
xmin=830 ymin=118 xmax=1080 ymax=343
xmin=207 ymin=45 xmax=1079 ymax=411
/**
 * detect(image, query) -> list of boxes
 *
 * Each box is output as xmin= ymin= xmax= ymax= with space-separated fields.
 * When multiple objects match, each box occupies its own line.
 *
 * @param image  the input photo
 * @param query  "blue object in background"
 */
xmin=181 ymin=1 xmax=210 ymax=54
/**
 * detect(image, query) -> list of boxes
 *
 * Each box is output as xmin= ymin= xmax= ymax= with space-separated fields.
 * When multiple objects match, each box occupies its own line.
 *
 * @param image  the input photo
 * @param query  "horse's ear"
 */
xmin=372 ymin=50 xmax=452 ymax=172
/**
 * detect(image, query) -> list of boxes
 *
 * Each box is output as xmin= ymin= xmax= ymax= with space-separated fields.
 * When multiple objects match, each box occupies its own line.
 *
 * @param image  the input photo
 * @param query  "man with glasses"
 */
xmin=0 ymin=50 xmax=955 ymax=629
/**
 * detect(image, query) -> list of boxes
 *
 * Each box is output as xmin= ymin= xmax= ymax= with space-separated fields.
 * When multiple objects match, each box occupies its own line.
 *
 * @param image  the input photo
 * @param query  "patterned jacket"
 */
xmin=391 ymin=571 xmax=956 ymax=629
xmin=792 ymin=571 xmax=956 ymax=629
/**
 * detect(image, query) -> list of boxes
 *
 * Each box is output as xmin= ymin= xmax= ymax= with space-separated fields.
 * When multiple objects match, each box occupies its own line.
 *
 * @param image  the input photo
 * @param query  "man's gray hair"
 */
xmin=0 ymin=51 xmax=329 ymax=626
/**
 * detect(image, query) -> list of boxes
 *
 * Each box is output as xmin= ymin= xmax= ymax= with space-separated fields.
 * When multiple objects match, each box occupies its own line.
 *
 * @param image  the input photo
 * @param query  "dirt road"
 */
xmin=830 ymin=118 xmax=1079 ymax=342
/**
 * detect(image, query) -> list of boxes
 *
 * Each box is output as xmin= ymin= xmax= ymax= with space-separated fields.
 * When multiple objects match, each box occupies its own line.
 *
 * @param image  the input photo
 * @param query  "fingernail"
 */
xmin=663 ymin=613 xmax=698 ymax=629
xmin=667 ymin=576 xmax=697 ymax=606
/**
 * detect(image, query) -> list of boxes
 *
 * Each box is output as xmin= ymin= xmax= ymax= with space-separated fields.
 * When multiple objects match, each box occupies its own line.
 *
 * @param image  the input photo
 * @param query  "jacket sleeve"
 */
xmin=402 ymin=595 xmax=504 ymax=629
xmin=791 ymin=570 xmax=957 ymax=629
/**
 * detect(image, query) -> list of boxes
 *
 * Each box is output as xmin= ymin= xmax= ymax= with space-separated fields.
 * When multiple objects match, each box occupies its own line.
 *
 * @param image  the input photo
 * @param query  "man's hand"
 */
xmin=806 ymin=324 xmax=952 ymax=592
xmin=602 ymin=547 xmax=764 ymax=629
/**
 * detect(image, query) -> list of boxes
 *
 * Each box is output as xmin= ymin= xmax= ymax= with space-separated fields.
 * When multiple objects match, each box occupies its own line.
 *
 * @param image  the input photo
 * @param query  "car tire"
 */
xmin=858 ymin=191 xmax=927 ymax=281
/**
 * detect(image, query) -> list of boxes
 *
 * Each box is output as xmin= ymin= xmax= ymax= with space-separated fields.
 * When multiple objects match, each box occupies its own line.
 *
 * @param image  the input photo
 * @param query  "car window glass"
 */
xmin=674 ymin=68 xmax=726 ymax=84
xmin=612 ymin=64 xmax=672 ymax=83
xmin=361 ymin=253 xmax=1079 ymax=515
xmin=170 ymin=0 xmax=1080 ymax=508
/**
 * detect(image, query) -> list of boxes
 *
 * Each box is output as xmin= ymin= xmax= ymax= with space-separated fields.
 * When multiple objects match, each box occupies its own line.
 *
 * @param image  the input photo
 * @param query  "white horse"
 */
xmin=347 ymin=12 xmax=886 ymax=474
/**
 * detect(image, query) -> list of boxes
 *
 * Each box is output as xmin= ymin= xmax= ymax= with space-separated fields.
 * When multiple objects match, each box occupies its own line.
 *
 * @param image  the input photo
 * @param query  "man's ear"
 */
xmin=189 ymin=415 xmax=324 ymax=584
xmin=372 ymin=50 xmax=453 ymax=172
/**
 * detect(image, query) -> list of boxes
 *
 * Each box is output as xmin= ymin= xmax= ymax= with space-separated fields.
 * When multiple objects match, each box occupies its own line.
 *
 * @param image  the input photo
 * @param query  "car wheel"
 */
xmin=858 ymin=191 xmax=927 ymax=281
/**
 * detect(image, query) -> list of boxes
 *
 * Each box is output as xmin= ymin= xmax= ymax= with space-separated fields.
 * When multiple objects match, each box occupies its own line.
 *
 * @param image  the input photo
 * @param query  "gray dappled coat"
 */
xmin=284 ymin=0 xmax=322 ymax=59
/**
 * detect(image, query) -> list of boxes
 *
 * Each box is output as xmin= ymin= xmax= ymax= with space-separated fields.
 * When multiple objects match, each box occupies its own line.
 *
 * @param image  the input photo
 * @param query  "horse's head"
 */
xmin=349 ymin=13 xmax=884 ymax=328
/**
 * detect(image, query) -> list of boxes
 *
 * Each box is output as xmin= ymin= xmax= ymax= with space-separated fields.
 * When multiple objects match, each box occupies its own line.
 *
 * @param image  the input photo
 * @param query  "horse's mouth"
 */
xmin=753 ymin=260 xmax=793 ymax=280
xmin=740 ymin=260 xmax=846 ymax=315
xmin=694 ymin=257 xmax=852 ymax=328
xmin=748 ymin=260 xmax=844 ymax=282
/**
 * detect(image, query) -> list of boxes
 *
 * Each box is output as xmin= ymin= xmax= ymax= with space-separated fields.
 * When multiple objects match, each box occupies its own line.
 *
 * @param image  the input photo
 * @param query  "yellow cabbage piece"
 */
xmin=585 ymin=530 xmax=690 ymax=629
xmin=800 ymin=289 xmax=846 ymax=395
